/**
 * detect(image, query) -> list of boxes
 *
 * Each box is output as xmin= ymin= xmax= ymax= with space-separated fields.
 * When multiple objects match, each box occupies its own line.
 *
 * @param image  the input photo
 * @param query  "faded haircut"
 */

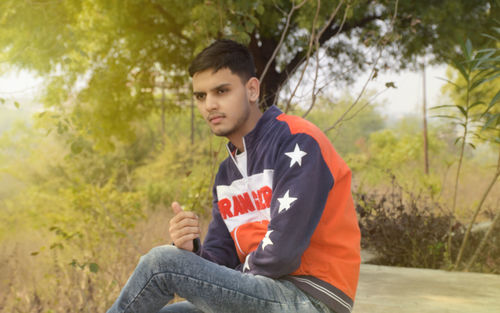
xmin=188 ymin=39 xmax=257 ymax=82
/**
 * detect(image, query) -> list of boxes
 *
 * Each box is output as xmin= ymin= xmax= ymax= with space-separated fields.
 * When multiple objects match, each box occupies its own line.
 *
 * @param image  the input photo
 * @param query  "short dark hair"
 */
xmin=188 ymin=39 xmax=256 ymax=82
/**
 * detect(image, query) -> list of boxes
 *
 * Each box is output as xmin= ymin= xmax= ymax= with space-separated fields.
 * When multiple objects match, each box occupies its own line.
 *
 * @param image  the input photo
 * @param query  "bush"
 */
xmin=356 ymin=182 xmax=500 ymax=273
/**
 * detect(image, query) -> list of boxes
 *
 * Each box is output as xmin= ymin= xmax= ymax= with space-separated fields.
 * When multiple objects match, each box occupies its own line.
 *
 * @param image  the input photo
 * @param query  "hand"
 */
xmin=169 ymin=201 xmax=200 ymax=251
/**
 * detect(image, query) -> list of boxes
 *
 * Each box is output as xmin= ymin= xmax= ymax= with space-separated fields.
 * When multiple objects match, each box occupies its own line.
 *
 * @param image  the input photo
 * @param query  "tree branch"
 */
xmin=259 ymin=0 xmax=308 ymax=83
xmin=284 ymin=0 xmax=322 ymax=113
xmin=277 ymin=13 xmax=383 ymax=100
xmin=150 ymin=1 xmax=191 ymax=43
xmin=323 ymin=0 xmax=398 ymax=133
xmin=302 ymin=0 xmax=347 ymax=118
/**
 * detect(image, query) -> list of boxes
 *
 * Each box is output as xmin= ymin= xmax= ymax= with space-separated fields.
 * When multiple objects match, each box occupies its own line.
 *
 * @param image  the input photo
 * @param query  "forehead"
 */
xmin=192 ymin=68 xmax=244 ymax=91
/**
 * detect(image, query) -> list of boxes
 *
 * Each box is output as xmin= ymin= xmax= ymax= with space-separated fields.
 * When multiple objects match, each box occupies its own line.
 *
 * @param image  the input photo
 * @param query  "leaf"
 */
xmin=431 ymin=114 xmax=462 ymax=121
xmin=30 ymin=251 xmax=39 ymax=256
xmin=256 ymin=3 xmax=264 ymax=15
xmin=469 ymin=101 xmax=484 ymax=109
xmin=50 ymin=243 xmax=64 ymax=250
xmin=456 ymin=105 xmax=467 ymax=117
xmin=465 ymin=39 xmax=473 ymax=59
xmin=470 ymin=77 xmax=489 ymax=91
xmin=385 ymin=82 xmax=397 ymax=89
xmin=70 ymin=142 xmax=82 ymax=154
xmin=481 ymin=33 xmax=500 ymax=42
xmin=468 ymin=142 xmax=476 ymax=149
xmin=0 ymin=98 xmax=5 ymax=104
xmin=435 ymin=77 xmax=460 ymax=88
xmin=14 ymin=101 xmax=20 ymax=109
xmin=78 ymin=49 xmax=88 ymax=58
xmin=430 ymin=104 xmax=456 ymax=110
xmin=89 ymin=263 xmax=99 ymax=273
xmin=471 ymin=73 xmax=500 ymax=91
xmin=451 ymin=58 xmax=468 ymax=81
xmin=482 ymin=113 xmax=500 ymax=130
xmin=487 ymin=89 xmax=500 ymax=111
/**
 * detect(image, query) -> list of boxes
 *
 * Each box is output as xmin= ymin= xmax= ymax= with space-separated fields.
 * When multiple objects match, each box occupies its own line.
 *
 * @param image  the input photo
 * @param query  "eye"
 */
xmin=194 ymin=93 xmax=206 ymax=101
xmin=217 ymin=88 xmax=228 ymax=95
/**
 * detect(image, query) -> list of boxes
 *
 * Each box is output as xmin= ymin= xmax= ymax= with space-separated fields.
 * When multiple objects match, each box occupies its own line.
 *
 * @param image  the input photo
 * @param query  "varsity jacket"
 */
xmin=196 ymin=105 xmax=361 ymax=313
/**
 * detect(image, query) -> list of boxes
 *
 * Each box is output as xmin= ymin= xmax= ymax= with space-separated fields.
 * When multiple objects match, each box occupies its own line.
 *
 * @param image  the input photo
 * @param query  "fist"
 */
xmin=169 ymin=202 xmax=200 ymax=251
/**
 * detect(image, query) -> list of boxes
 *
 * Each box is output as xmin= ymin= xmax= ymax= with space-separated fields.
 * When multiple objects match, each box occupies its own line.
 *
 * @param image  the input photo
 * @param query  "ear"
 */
xmin=246 ymin=77 xmax=260 ymax=104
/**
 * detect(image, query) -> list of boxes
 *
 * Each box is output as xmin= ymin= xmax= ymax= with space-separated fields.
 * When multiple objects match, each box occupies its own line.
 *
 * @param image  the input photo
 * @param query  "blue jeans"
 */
xmin=107 ymin=245 xmax=332 ymax=313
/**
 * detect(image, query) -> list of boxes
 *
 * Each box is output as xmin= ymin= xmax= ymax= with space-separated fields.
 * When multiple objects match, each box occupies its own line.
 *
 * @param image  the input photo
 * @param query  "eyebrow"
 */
xmin=193 ymin=83 xmax=231 ymax=96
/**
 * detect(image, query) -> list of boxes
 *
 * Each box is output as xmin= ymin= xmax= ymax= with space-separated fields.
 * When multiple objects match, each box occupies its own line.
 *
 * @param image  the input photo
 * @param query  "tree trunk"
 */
xmin=248 ymin=13 xmax=384 ymax=111
xmin=422 ymin=61 xmax=429 ymax=175
xmin=191 ymin=96 xmax=195 ymax=145
xmin=455 ymin=147 xmax=500 ymax=268
xmin=161 ymin=84 xmax=166 ymax=147
xmin=249 ymin=35 xmax=285 ymax=110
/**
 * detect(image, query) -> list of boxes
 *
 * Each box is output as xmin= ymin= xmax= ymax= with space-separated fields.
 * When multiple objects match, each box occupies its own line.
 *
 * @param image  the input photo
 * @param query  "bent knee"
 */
xmin=138 ymin=245 xmax=186 ymax=270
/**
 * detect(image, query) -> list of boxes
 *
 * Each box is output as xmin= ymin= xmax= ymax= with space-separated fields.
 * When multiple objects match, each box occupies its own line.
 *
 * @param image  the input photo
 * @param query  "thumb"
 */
xmin=172 ymin=201 xmax=183 ymax=214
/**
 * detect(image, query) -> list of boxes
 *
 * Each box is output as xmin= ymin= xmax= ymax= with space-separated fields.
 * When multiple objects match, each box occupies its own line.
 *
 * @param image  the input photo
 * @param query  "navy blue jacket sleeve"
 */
xmin=242 ymin=133 xmax=334 ymax=277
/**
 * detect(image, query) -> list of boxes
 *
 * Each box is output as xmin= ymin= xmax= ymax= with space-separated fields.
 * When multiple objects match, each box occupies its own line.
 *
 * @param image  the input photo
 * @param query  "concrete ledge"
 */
xmin=354 ymin=264 xmax=500 ymax=313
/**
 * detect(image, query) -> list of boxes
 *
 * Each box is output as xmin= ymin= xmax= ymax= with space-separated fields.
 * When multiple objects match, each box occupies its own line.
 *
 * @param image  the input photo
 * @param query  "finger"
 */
xmin=170 ymin=211 xmax=198 ymax=225
xmin=170 ymin=226 xmax=200 ymax=243
xmin=171 ymin=201 xmax=183 ymax=214
xmin=169 ymin=219 xmax=200 ymax=236
xmin=174 ymin=233 xmax=200 ymax=247
xmin=172 ymin=226 xmax=201 ymax=239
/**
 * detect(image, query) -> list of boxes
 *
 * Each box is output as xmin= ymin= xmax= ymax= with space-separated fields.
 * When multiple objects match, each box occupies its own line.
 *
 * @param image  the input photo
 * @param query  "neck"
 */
xmin=228 ymin=106 xmax=262 ymax=152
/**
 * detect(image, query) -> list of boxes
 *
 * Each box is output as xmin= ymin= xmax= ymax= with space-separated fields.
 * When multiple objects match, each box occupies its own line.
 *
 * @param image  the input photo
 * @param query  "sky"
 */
xmin=0 ymin=65 xmax=449 ymax=118
xmin=0 ymin=70 xmax=44 ymax=109
xmin=366 ymin=64 xmax=449 ymax=118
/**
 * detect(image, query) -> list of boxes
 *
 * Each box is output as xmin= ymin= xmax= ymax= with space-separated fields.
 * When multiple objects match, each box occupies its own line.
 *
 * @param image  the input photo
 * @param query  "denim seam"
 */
xmin=124 ymin=270 xmax=305 ymax=311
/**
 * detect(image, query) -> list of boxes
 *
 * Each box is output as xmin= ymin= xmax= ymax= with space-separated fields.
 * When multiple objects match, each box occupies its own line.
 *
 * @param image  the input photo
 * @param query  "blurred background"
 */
xmin=0 ymin=1 xmax=499 ymax=312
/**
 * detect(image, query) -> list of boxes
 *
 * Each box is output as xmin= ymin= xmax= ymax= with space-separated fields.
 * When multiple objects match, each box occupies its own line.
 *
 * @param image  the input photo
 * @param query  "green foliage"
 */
xmin=0 ymin=3 xmax=499 ymax=306
xmin=432 ymin=28 xmax=500 ymax=268
xmin=441 ymin=26 xmax=500 ymax=151
xmin=300 ymin=94 xmax=386 ymax=155
xmin=1 ymin=0 xmax=498 ymax=145
xmin=348 ymin=120 xmax=446 ymax=199
xmin=0 ymin=99 xmax=227 ymax=310
xmin=134 ymin=110 xmax=226 ymax=215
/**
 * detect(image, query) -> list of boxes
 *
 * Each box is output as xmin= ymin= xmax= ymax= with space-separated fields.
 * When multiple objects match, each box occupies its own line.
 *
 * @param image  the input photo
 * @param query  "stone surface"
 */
xmin=354 ymin=264 xmax=500 ymax=313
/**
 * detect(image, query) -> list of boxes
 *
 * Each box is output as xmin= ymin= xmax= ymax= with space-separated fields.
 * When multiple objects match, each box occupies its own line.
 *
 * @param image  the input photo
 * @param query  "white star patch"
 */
xmin=243 ymin=254 xmax=251 ymax=272
xmin=262 ymin=230 xmax=274 ymax=250
xmin=285 ymin=143 xmax=307 ymax=167
xmin=277 ymin=190 xmax=297 ymax=213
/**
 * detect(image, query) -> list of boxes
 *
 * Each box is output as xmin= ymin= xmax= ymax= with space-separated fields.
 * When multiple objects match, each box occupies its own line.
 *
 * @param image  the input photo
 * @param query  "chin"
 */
xmin=212 ymin=127 xmax=235 ymax=138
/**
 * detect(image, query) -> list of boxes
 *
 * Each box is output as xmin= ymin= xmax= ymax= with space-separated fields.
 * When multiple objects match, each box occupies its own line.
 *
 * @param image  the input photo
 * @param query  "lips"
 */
xmin=208 ymin=113 xmax=225 ymax=124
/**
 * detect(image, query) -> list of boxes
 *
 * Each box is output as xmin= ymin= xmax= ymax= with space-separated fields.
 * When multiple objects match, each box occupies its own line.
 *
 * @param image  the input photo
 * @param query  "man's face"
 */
xmin=192 ymin=68 xmax=257 ymax=140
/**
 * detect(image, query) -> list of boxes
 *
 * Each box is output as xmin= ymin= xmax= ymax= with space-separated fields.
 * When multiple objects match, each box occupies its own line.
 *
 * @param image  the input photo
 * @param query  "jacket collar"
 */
xmin=226 ymin=105 xmax=283 ymax=154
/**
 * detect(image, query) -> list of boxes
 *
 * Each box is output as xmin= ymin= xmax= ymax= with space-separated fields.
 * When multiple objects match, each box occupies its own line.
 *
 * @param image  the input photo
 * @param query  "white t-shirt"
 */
xmin=235 ymin=150 xmax=247 ymax=177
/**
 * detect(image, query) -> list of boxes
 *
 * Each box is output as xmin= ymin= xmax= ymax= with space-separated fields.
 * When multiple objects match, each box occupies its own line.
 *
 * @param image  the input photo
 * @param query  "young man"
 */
xmin=107 ymin=39 xmax=360 ymax=313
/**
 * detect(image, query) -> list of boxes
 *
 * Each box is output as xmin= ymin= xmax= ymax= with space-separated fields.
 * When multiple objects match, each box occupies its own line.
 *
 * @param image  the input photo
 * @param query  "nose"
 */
xmin=205 ymin=94 xmax=218 ymax=111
